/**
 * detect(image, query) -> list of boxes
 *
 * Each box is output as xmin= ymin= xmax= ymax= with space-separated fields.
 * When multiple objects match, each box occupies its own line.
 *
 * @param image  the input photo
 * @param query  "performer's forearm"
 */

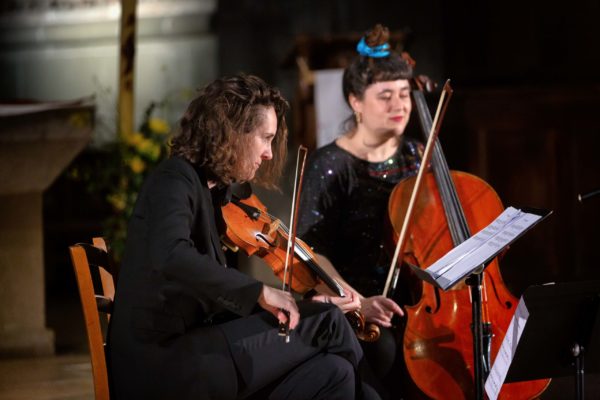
xmin=314 ymin=253 xmax=364 ymax=299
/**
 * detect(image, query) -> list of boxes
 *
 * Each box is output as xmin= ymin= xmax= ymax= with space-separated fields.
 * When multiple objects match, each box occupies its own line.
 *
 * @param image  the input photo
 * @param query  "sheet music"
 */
xmin=426 ymin=207 xmax=542 ymax=289
xmin=484 ymin=297 xmax=530 ymax=400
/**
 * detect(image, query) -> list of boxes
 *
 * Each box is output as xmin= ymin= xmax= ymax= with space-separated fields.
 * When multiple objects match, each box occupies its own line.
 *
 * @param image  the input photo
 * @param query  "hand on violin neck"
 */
xmin=312 ymin=281 xmax=362 ymax=313
xmin=360 ymin=295 xmax=404 ymax=328
xmin=311 ymin=290 xmax=361 ymax=314
xmin=258 ymin=285 xmax=300 ymax=330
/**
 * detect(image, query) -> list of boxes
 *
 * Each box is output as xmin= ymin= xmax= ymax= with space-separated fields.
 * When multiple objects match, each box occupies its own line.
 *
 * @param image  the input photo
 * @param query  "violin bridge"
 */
xmin=264 ymin=219 xmax=280 ymax=237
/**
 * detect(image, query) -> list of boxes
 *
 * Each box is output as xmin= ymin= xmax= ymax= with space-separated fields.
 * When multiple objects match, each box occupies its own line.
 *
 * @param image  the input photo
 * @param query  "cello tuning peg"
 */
xmin=415 ymin=74 xmax=437 ymax=93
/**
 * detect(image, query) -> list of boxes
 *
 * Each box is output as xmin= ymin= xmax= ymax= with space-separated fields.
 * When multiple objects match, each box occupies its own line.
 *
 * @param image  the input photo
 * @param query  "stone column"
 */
xmin=0 ymin=100 xmax=94 ymax=356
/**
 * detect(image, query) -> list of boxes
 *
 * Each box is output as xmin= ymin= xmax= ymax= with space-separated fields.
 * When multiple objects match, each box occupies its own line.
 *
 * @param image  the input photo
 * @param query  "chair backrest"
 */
xmin=69 ymin=237 xmax=118 ymax=400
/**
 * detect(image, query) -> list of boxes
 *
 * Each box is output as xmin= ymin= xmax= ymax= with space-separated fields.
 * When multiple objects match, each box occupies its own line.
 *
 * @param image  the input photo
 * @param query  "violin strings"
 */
xmin=248 ymin=206 xmax=314 ymax=263
xmin=261 ymin=210 xmax=316 ymax=264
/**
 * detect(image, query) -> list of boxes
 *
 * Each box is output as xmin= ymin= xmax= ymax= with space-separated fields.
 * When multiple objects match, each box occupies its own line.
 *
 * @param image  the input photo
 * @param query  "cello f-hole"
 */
xmin=424 ymin=287 xmax=441 ymax=314
xmin=486 ymin=272 xmax=514 ymax=310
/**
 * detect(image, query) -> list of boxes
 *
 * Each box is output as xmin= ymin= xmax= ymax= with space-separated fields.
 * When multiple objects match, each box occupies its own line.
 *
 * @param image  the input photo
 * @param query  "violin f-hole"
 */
xmin=256 ymin=233 xmax=276 ymax=248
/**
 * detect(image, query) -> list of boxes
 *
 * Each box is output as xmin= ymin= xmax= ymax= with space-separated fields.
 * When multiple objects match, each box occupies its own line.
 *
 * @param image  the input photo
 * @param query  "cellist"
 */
xmin=107 ymin=73 xmax=379 ymax=400
xmin=297 ymin=24 xmax=424 ymax=400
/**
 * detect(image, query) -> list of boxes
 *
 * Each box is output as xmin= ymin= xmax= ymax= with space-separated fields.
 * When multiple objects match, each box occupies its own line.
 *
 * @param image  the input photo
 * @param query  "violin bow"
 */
xmin=278 ymin=145 xmax=309 ymax=342
xmin=383 ymin=80 xmax=453 ymax=297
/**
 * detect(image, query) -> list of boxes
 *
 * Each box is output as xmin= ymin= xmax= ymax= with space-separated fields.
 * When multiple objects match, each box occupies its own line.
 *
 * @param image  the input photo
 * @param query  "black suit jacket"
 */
xmin=108 ymin=156 xmax=263 ymax=400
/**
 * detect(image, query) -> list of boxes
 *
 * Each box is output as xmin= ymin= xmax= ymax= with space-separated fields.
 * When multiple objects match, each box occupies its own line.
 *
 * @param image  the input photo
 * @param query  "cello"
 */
xmin=386 ymin=75 xmax=551 ymax=398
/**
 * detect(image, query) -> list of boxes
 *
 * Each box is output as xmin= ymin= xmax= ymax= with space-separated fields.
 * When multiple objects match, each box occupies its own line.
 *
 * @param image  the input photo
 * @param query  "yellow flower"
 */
xmin=69 ymin=167 xmax=79 ymax=180
xmin=135 ymin=138 xmax=161 ymax=161
xmin=107 ymin=193 xmax=127 ymax=211
xmin=148 ymin=117 xmax=170 ymax=135
xmin=129 ymin=156 xmax=146 ymax=174
xmin=123 ymin=131 xmax=145 ymax=147
xmin=68 ymin=111 xmax=91 ymax=129
xmin=149 ymin=145 xmax=162 ymax=161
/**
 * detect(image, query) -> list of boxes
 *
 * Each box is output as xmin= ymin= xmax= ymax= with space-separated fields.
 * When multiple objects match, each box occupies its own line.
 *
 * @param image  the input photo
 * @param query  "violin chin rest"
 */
xmin=230 ymin=182 xmax=253 ymax=200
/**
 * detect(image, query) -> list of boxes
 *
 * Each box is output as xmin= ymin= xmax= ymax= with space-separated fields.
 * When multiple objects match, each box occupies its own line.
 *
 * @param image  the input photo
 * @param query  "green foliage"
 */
xmin=69 ymin=103 xmax=171 ymax=261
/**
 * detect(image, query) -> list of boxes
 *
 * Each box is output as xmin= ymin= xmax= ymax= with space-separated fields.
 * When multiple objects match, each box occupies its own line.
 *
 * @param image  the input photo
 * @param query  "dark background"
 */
xmin=42 ymin=0 xmax=600 ymax=398
xmin=214 ymin=0 xmax=600 ymax=308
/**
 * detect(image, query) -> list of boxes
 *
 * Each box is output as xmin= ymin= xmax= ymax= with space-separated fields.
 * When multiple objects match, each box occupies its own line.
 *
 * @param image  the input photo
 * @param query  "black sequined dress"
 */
xmin=298 ymin=138 xmax=423 ymax=297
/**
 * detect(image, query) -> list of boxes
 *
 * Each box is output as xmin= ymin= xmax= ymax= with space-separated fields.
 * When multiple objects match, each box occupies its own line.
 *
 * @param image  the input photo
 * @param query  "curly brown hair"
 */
xmin=170 ymin=74 xmax=289 ymax=188
xmin=343 ymin=24 xmax=413 ymax=109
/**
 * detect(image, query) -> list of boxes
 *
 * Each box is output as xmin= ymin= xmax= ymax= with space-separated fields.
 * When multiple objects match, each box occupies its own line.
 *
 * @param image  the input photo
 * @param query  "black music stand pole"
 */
xmin=572 ymin=341 xmax=585 ymax=400
xmin=466 ymin=267 xmax=490 ymax=400
xmin=501 ymin=281 xmax=600 ymax=400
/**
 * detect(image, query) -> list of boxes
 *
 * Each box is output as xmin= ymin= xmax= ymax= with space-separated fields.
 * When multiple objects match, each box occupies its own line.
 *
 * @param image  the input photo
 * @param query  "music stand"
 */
xmin=408 ymin=206 xmax=553 ymax=400
xmin=503 ymin=280 xmax=600 ymax=400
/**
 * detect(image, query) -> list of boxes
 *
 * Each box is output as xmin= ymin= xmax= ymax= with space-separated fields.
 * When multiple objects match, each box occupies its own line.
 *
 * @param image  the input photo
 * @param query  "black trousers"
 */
xmin=360 ymin=327 xmax=400 ymax=400
xmin=218 ymin=301 xmax=380 ymax=400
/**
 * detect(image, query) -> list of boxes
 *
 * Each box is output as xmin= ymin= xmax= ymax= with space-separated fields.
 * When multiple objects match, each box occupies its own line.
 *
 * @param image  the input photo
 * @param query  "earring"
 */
xmin=354 ymin=111 xmax=362 ymax=125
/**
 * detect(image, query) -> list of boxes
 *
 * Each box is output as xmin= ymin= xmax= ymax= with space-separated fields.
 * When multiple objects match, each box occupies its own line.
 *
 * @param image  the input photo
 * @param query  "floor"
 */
xmin=1 ymin=351 xmax=598 ymax=399
xmin=0 ymin=293 xmax=93 ymax=400
xmin=0 ymin=354 xmax=94 ymax=400
xmin=2 ymin=354 xmax=600 ymax=399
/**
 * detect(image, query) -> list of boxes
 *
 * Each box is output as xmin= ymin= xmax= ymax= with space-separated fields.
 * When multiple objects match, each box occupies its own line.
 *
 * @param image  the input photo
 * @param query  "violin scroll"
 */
xmin=345 ymin=310 xmax=381 ymax=342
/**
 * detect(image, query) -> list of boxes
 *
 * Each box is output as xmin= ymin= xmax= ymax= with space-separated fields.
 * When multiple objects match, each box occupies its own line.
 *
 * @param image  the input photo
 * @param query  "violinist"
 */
xmin=107 ymin=74 xmax=379 ymax=400
xmin=297 ymin=24 xmax=423 ymax=399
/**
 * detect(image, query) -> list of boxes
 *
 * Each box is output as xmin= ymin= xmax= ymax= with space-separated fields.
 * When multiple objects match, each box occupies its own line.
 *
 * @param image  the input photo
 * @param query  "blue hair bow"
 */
xmin=356 ymin=37 xmax=390 ymax=58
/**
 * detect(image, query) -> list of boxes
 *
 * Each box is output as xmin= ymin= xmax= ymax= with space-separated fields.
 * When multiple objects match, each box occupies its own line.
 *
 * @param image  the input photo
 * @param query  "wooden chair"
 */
xmin=69 ymin=237 xmax=118 ymax=400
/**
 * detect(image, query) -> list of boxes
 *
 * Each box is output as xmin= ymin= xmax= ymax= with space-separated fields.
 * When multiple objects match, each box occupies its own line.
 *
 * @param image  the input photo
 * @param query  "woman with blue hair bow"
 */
xmin=298 ymin=24 xmax=425 ymax=400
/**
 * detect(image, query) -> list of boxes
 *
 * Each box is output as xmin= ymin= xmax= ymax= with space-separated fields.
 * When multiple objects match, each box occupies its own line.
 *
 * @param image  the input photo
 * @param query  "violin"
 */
xmin=221 ymin=185 xmax=379 ymax=341
xmin=386 ymin=57 xmax=550 ymax=399
xmin=221 ymin=190 xmax=344 ymax=296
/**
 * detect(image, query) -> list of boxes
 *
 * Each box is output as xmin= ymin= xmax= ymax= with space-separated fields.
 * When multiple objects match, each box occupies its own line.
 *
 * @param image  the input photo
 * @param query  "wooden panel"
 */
xmin=447 ymin=86 xmax=600 ymax=295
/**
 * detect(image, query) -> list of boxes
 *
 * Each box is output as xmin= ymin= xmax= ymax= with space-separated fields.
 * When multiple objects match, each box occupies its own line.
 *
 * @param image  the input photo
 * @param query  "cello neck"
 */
xmin=412 ymin=89 xmax=471 ymax=245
